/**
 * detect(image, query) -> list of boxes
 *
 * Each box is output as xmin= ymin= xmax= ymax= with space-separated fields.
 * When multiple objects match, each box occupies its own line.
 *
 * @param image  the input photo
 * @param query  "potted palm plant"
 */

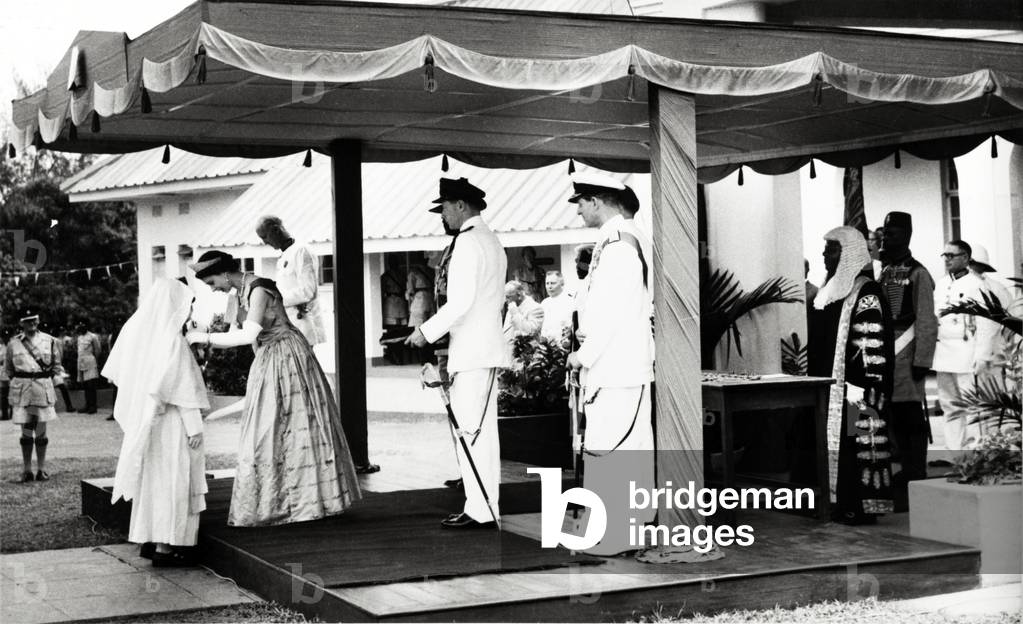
xmin=497 ymin=333 xmax=573 ymax=468
xmin=909 ymin=289 xmax=1022 ymax=575
xmin=700 ymin=265 xmax=803 ymax=367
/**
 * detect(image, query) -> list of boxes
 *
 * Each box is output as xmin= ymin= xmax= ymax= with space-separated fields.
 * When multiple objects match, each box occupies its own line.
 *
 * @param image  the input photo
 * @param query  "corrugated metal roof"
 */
xmin=61 ymin=147 xmax=278 ymax=194
xmin=203 ymin=153 xmax=642 ymax=246
xmin=440 ymin=0 xmax=662 ymax=16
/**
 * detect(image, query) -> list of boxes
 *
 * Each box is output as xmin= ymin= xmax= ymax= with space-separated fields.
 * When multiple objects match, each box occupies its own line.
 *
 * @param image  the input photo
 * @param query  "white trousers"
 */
xmin=450 ymin=368 xmax=500 ymax=522
xmin=937 ymin=372 xmax=979 ymax=451
xmin=577 ymin=383 xmax=655 ymax=556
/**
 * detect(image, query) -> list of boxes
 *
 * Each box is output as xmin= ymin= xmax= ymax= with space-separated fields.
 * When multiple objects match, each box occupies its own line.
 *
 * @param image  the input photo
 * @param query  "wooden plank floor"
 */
xmin=327 ymin=508 xmax=981 ymax=620
xmin=80 ymin=411 xmax=982 ymax=622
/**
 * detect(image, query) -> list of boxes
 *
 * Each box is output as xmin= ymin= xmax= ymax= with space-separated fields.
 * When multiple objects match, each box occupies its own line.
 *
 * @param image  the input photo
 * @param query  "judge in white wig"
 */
xmin=105 ymin=278 xmax=209 ymax=566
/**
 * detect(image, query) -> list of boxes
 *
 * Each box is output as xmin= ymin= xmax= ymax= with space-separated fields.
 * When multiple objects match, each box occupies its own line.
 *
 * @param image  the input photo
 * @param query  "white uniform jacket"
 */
xmin=276 ymin=242 xmax=326 ymax=345
xmin=933 ymin=271 xmax=999 ymax=374
xmin=577 ymin=215 xmax=654 ymax=390
xmin=421 ymin=216 xmax=510 ymax=374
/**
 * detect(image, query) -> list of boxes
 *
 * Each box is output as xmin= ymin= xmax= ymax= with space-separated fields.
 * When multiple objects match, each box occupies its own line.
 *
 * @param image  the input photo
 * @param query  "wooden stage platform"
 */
xmin=82 ymin=469 xmax=981 ymax=623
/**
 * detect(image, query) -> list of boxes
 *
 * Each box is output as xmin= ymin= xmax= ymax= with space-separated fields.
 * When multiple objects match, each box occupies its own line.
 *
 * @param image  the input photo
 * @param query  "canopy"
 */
xmin=9 ymin=0 xmax=1023 ymax=176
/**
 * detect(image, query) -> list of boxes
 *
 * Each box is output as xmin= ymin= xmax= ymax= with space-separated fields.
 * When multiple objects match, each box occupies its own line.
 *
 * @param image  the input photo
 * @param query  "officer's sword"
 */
xmin=420 ymin=363 xmax=501 ymax=530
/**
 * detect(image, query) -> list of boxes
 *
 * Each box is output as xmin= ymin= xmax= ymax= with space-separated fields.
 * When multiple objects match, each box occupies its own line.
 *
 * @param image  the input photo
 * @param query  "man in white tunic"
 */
xmin=539 ymin=271 xmax=575 ymax=343
xmin=933 ymin=240 xmax=1000 ymax=453
xmin=106 ymin=279 xmax=209 ymax=567
xmin=255 ymin=215 xmax=326 ymax=346
xmin=406 ymin=177 xmax=509 ymax=528
xmin=567 ymin=173 xmax=655 ymax=556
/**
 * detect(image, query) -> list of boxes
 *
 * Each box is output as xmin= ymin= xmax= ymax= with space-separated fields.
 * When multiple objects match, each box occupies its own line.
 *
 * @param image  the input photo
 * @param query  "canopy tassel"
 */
xmin=195 ymin=45 xmax=207 ymax=85
xmin=568 ymin=158 xmax=576 ymax=175
xmin=811 ymin=73 xmax=823 ymax=108
xmin=990 ymin=136 xmax=998 ymax=158
xmin=140 ymin=87 xmax=152 ymax=114
xmin=893 ymin=149 xmax=901 ymax=169
xmin=626 ymin=64 xmax=637 ymax=102
xmin=90 ymin=111 xmax=101 ymax=133
xmin=68 ymin=121 xmax=77 ymax=142
xmin=162 ymin=145 xmax=171 ymax=164
xmin=423 ymin=53 xmax=437 ymax=93
xmin=303 ymin=149 xmax=312 ymax=167
xmin=809 ymin=158 xmax=816 ymax=179
xmin=737 ymin=166 xmax=744 ymax=186
xmin=441 ymin=153 xmax=449 ymax=171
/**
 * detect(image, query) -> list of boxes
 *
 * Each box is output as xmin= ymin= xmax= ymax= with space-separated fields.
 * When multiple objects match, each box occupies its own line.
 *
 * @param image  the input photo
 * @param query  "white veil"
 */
xmin=104 ymin=278 xmax=209 ymax=503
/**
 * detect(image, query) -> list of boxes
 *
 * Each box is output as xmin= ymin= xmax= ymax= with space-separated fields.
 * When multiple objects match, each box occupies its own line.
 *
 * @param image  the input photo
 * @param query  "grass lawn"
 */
xmin=1 ymin=453 xmax=235 ymax=554
xmin=97 ymin=602 xmax=311 ymax=623
xmin=644 ymin=597 xmax=1021 ymax=623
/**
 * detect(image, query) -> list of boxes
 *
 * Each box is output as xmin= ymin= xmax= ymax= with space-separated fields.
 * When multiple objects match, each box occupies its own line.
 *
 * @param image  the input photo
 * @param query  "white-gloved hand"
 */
xmin=188 ymin=321 xmax=262 ymax=348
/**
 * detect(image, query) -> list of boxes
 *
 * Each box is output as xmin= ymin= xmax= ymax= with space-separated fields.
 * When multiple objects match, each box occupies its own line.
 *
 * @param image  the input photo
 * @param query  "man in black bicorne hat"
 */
xmin=878 ymin=211 xmax=937 ymax=511
xmin=406 ymin=177 xmax=508 ymax=529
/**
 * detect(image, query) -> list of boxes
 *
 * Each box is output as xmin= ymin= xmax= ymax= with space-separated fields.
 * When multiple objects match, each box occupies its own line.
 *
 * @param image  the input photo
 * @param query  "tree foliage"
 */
xmin=0 ymin=147 xmax=137 ymax=334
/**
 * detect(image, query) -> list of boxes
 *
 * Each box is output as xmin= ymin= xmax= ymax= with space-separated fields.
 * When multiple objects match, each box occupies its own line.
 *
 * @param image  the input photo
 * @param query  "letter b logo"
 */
xmin=528 ymin=468 xmax=606 ymax=551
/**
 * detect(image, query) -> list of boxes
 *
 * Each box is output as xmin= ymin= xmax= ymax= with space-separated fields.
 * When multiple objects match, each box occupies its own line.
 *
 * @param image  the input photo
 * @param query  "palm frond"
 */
xmin=951 ymin=376 xmax=1022 ymax=432
xmin=780 ymin=332 xmax=808 ymax=375
xmin=699 ymin=265 xmax=804 ymax=367
xmin=940 ymin=290 xmax=1023 ymax=336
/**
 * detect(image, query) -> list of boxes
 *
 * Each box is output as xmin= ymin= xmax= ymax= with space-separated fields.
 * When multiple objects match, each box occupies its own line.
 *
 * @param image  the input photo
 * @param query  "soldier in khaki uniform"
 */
xmin=6 ymin=308 xmax=64 ymax=482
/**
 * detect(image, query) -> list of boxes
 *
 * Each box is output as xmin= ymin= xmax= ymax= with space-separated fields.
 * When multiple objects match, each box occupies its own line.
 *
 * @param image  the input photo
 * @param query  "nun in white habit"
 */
xmin=104 ymin=278 xmax=209 ymax=566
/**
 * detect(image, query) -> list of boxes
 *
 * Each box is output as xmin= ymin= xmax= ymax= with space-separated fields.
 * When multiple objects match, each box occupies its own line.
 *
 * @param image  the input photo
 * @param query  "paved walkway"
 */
xmin=1 ymin=544 xmax=258 ymax=624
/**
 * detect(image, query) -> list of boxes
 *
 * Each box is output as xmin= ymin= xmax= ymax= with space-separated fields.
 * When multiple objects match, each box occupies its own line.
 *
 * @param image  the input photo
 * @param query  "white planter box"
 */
xmin=909 ymin=479 xmax=1022 ymax=575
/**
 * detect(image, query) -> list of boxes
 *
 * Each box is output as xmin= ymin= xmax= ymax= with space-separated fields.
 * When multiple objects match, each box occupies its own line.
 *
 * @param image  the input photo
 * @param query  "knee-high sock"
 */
xmin=20 ymin=436 xmax=34 ymax=470
xmin=34 ymin=437 xmax=48 ymax=471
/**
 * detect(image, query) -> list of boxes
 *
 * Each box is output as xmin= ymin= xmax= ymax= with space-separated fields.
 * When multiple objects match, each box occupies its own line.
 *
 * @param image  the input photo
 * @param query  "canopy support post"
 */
xmin=649 ymin=86 xmax=703 ymax=529
xmin=330 ymin=139 xmax=370 ymax=467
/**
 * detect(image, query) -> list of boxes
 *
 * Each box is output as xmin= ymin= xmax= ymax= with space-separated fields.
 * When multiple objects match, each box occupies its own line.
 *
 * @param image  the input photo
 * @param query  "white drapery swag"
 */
xmin=14 ymin=21 xmax=1023 ymax=152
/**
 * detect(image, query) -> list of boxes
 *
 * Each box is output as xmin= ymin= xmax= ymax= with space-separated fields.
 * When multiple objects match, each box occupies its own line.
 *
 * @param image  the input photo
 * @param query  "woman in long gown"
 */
xmin=187 ymin=250 xmax=360 ymax=527
xmin=105 ymin=278 xmax=209 ymax=566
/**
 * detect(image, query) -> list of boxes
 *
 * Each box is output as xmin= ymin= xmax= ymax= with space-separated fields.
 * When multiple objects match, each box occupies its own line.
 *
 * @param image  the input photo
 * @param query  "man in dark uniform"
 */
xmin=877 ymin=211 xmax=937 ymax=510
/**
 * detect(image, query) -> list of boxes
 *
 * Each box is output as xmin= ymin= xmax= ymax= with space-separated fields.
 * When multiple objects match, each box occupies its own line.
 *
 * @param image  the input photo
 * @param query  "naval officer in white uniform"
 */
xmin=567 ymin=172 xmax=656 ymax=556
xmin=406 ymin=177 xmax=509 ymax=528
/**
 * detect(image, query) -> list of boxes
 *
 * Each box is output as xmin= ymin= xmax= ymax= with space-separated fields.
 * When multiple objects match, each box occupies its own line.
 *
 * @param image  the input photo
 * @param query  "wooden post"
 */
xmin=649 ymin=86 xmax=703 ymax=529
xmin=329 ymin=139 xmax=370 ymax=467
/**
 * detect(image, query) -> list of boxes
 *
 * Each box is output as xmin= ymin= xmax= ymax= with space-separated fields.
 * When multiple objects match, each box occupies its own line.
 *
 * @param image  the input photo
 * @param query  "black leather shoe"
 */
xmin=443 ymin=478 xmax=463 ymax=490
xmin=140 ymin=543 xmax=155 ymax=560
xmin=35 ymin=470 xmax=50 ymax=482
xmin=441 ymin=512 xmax=495 ymax=529
xmin=151 ymin=550 xmax=196 ymax=568
xmin=928 ymin=459 xmax=954 ymax=467
xmin=355 ymin=463 xmax=380 ymax=475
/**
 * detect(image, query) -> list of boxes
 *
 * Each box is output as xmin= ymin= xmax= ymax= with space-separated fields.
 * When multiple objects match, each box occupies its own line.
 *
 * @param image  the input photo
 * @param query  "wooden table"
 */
xmin=701 ymin=374 xmax=835 ymax=522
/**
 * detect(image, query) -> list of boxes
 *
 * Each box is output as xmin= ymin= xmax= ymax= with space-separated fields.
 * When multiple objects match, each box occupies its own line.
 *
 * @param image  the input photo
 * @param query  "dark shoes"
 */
xmin=441 ymin=512 xmax=495 ymax=530
xmin=928 ymin=459 xmax=954 ymax=468
xmin=151 ymin=550 xmax=196 ymax=568
xmin=19 ymin=471 xmax=34 ymax=483
xmin=140 ymin=542 xmax=156 ymax=560
xmin=355 ymin=463 xmax=380 ymax=475
xmin=35 ymin=470 xmax=50 ymax=482
xmin=443 ymin=478 xmax=464 ymax=490
xmin=83 ymin=408 xmax=98 ymax=415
